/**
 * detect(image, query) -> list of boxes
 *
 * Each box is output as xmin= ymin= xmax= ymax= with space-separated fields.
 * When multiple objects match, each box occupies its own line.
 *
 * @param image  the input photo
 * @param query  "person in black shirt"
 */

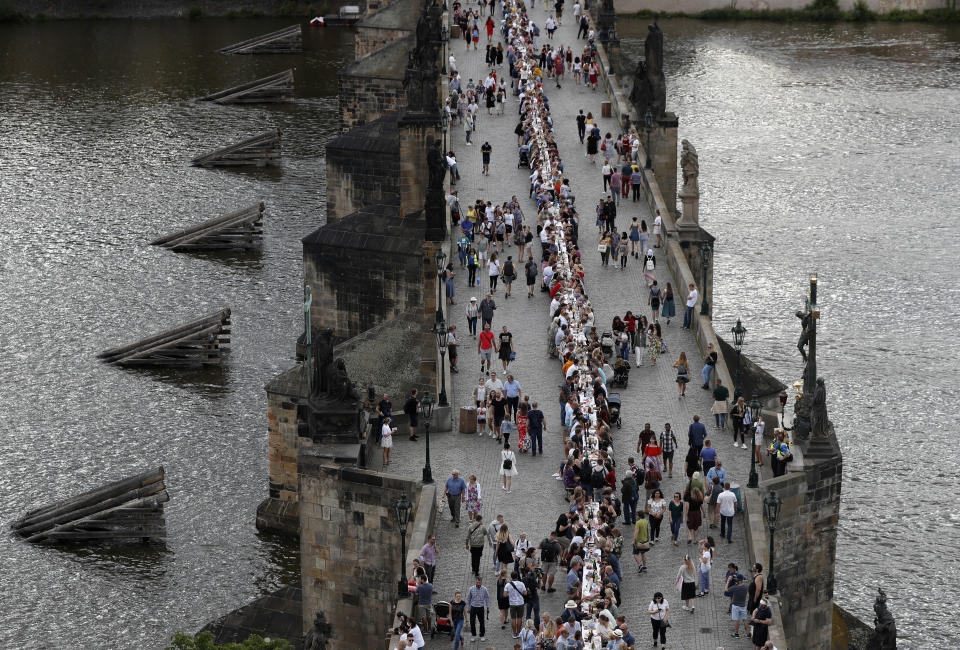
xmin=538 ymin=532 xmax=563 ymax=591
xmin=481 ymin=141 xmax=493 ymax=175
xmin=490 ymin=391 xmax=507 ymax=441
xmin=576 ymin=109 xmax=586 ymax=143
xmin=404 ymin=389 xmax=420 ymax=441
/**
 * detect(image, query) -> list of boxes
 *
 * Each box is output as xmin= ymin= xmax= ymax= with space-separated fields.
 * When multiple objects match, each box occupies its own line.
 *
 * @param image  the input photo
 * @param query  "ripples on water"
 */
xmin=620 ymin=19 xmax=960 ymax=648
xmin=0 ymin=19 xmax=347 ymax=648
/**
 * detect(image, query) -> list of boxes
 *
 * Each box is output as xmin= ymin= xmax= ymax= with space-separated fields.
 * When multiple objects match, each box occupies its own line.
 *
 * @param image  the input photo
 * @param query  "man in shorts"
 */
xmin=404 ymin=389 xmax=420 ymax=441
xmin=478 ymin=323 xmax=495 ymax=374
xmin=503 ymin=571 xmax=527 ymax=637
xmin=729 ymin=574 xmax=750 ymax=638
xmin=538 ymin=531 xmax=562 ymax=592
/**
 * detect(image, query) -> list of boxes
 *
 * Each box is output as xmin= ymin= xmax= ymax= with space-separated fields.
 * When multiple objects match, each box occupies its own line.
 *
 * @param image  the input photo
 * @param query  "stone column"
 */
xmin=650 ymin=113 xmax=679 ymax=217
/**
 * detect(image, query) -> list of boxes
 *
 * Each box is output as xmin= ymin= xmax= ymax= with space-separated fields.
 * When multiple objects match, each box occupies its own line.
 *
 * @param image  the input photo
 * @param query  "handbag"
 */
xmin=597 ymin=244 xmax=608 ymax=253
xmin=509 ymin=351 xmax=517 ymax=360
xmin=646 ymin=259 xmax=655 ymax=271
xmin=675 ymin=575 xmax=683 ymax=591
xmin=503 ymin=455 xmax=513 ymax=470
xmin=662 ymin=619 xmax=672 ymax=629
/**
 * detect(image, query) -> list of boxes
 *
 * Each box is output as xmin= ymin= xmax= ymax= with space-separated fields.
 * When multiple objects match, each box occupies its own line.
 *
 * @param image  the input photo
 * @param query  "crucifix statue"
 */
xmin=793 ymin=276 xmax=823 ymax=442
xmin=304 ymin=284 xmax=313 ymax=395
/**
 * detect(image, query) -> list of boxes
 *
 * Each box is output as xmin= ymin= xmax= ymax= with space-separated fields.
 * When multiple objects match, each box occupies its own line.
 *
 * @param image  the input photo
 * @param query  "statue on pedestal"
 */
xmin=304 ymin=611 xmax=332 ymax=650
xmin=792 ymin=277 xmax=821 ymax=443
xmin=629 ymin=22 xmax=666 ymax=120
xmin=404 ymin=0 xmax=442 ymax=116
xmin=680 ymin=139 xmax=699 ymax=197
xmin=866 ymin=588 xmax=896 ymax=650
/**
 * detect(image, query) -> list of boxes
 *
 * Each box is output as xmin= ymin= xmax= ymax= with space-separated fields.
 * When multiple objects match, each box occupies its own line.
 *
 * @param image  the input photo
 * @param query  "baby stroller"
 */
xmin=612 ymin=359 xmax=630 ymax=388
xmin=518 ymin=146 xmax=531 ymax=168
xmin=600 ymin=331 xmax=615 ymax=358
xmin=607 ymin=393 xmax=622 ymax=429
xmin=431 ymin=601 xmax=454 ymax=639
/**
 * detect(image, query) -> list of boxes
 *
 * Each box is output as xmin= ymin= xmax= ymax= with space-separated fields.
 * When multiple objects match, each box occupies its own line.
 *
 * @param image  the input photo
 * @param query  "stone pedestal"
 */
xmin=398 ymin=111 xmax=442 ymax=219
xmin=650 ymin=113 xmax=679 ymax=217
xmin=677 ymin=188 xmax=699 ymax=233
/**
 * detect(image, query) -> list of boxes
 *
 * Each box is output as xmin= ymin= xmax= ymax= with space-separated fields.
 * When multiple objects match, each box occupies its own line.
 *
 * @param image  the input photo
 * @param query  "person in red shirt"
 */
xmin=485 ymin=16 xmax=494 ymax=42
xmin=478 ymin=323 xmax=496 ymax=375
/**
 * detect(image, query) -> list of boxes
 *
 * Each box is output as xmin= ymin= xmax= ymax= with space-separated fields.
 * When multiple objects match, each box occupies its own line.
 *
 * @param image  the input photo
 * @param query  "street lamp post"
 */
xmin=699 ymin=242 xmax=711 ymax=316
xmin=643 ymin=109 xmax=654 ymax=169
xmin=763 ymin=490 xmax=782 ymax=595
xmin=434 ymin=249 xmax=447 ymax=325
xmin=436 ymin=321 xmax=449 ymax=407
xmin=731 ymin=318 xmax=747 ymax=402
xmin=420 ymin=392 xmax=434 ymax=484
xmin=747 ymin=396 xmax=762 ymax=488
xmin=394 ymin=495 xmax=412 ymax=599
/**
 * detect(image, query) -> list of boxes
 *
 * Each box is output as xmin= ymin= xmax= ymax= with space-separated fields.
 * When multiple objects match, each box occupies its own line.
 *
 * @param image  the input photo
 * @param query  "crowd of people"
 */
xmin=392 ymin=1 xmax=786 ymax=648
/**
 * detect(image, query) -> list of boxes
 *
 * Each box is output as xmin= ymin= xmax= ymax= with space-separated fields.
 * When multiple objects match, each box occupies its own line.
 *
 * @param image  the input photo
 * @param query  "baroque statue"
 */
xmin=303 ymin=611 xmax=333 ymax=650
xmin=792 ymin=277 xmax=821 ymax=443
xmin=810 ymin=377 xmax=830 ymax=439
xmin=866 ymin=588 xmax=896 ymax=650
xmin=404 ymin=0 xmax=442 ymax=115
xmin=427 ymin=138 xmax=447 ymax=191
xmin=310 ymin=328 xmax=336 ymax=397
xmin=629 ymin=22 xmax=666 ymax=120
xmin=680 ymin=139 xmax=699 ymax=196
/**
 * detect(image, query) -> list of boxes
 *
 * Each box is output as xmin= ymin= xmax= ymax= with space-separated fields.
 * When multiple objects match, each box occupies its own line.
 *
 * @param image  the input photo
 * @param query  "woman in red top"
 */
xmin=517 ymin=402 xmax=530 ymax=452
xmin=485 ymin=16 xmax=494 ymax=42
xmin=624 ymin=310 xmax=637 ymax=348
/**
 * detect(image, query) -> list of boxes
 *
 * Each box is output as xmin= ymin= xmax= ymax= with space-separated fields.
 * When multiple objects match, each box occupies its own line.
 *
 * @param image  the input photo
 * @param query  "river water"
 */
xmin=619 ymin=18 xmax=960 ymax=648
xmin=0 ymin=15 xmax=955 ymax=650
xmin=0 ymin=18 xmax=349 ymax=649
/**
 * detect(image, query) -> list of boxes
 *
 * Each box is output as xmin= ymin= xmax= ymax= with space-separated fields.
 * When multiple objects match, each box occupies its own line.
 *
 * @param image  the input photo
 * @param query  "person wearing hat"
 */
xmin=607 ymin=628 xmax=626 ymax=649
xmin=466 ymin=297 xmax=479 ymax=338
xmin=561 ymin=599 xmax=582 ymax=624
xmin=751 ymin=599 xmax=773 ymax=649
xmin=729 ymin=573 xmax=750 ymax=638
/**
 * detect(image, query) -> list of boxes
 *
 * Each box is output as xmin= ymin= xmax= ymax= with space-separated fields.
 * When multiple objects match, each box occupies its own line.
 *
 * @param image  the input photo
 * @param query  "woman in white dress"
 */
xmin=381 ymin=417 xmax=395 ymax=466
xmin=500 ymin=442 xmax=518 ymax=492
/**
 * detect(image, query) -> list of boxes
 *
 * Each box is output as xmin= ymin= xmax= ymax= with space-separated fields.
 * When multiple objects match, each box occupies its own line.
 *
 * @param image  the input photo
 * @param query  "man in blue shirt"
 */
xmin=503 ymin=374 xmax=522 ymax=420
xmin=688 ymin=414 xmax=707 ymax=457
xmin=527 ymin=402 xmax=545 ymax=457
xmin=699 ymin=439 xmax=718 ymax=476
xmin=445 ymin=469 xmax=468 ymax=527
xmin=466 ymin=575 xmax=491 ymax=642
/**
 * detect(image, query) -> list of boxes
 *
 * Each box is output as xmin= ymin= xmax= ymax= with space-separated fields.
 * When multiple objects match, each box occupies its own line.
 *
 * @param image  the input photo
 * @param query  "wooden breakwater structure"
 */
xmin=191 ymin=129 xmax=281 ymax=168
xmin=151 ymin=203 xmax=264 ymax=251
xmin=218 ymin=24 xmax=302 ymax=55
xmin=11 ymin=467 xmax=169 ymax=544
xmin=98 ymin=308 xmax=231 ymax=367
xmin=199 ymin=69 xmax=295 ymax=104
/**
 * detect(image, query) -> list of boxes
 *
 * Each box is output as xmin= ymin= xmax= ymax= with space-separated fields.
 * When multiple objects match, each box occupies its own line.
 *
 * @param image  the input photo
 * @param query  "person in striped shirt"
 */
xmin=659 ymin=423 xmax=678 ymax=479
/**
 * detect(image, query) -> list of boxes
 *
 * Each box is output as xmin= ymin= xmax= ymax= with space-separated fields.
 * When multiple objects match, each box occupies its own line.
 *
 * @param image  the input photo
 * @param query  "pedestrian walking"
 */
xmin=647 ymin=488 xmax=667 ymax=542
xmin=447 ymin=325 xmax=459 ymax=373
xmin=653 ymin=209 xmax=663 ymax=247
xmin=751 ymin=600 xmax=774 ymax=649
xmin=698 ymin=538 xmax=713 ymax=596
xmin=576 ymin=109 xmax=586 ymax=143
xmin=445 ymin=469 xmax=467 ymax=527
xmin=717 ymin=482 xmax=738 ymax=543
xmin=668 ymin=491 xmax=684 ymax=546
xmin=673 ymin=351 xmax=690 ymax=397
xmin=702 ymin=342 xmax=719 ymax=389
xmin=685 ymin=484 xmax=704 ymax=545
xmin=678 ymin=555 xmax=698 ymax=612
xmin=450 ymin=590 xmax=466 ymax=650
xmin=649 ymin=280 xmax=663 ymax=321
xmin=661 ymin=281 xmax=676 ymax=323
xmin=504 ymin=571 xmax=528 ymax=638
xmin=502 ymin=255 xmax=516 ymax=298
xmin=647 ymin=592 xmax=670 ymax=649
xmin=499 ymin=326 xmax=515 ymax=372
xmin=466 ymin=575 xmax=490 ymax=642
xmin=478 ymin=323 xmax=495 ymax=374
xmin=525 ymin=255 xmax=538 ymax=298
xmin=660 ymin=423 xmax=677 ymax=478
xmin=481 ymin=140 xmax=492 ymax=174
xmin=466 ymin=474 xmax=483 ymax=522
xmin=420 ymin=534 xmax=438 ymax=582
xmin=500 ymin=442 xmax=518 ymax=492
xmin=466 ymin=514 xmax=487 ymax=576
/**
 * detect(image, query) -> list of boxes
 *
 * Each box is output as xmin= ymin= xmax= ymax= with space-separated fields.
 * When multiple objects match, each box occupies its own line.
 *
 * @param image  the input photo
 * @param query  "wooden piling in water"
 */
xmin=151 ymin=202 xmax=264 ymax=251
xmin=198 ymin=69 xmax=295 ymax=104
xmin=218 ymin=24 xmax=302 ymax=55
xmin=97 ymin=308 xmax=231 ymax=367
xmin=11 ymin=467 xmax=169 ymax=544
xmin=191 ymin=129 xmax=281 ymax=168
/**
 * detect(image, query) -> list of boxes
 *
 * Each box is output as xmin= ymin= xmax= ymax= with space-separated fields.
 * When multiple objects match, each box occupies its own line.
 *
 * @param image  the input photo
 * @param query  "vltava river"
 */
xmin=621 ymin=18 xmax=960 ymax=648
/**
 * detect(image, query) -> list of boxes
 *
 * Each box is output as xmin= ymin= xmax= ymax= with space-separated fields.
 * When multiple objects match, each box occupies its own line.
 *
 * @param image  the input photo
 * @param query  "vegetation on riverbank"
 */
xmin=627 ymin=0 xmax=960 ymax=23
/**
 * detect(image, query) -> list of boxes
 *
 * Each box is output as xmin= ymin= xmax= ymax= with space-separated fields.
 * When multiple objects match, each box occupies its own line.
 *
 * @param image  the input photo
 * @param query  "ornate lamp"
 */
xmin=420 ymin=392 xmax=434 ymax=484
xmin=643 ymin=109 xmax=654 ymax=169
xmin=731 ymin=318 xmax=747 ymax=400
xmin=763 ymin=490 xmax=783 ymax=595
xmin=436 ymin=321 xmax=449 ymax=407
xmin=394 ymin=495 xmax=413 ymax=598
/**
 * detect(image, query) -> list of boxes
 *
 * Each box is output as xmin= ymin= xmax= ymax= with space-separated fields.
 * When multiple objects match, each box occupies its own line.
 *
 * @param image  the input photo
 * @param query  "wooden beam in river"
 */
xmin=10 ymin=467 xmax=169 ymax=544
xmin=218 ymin=24 xmax=302 ymax=55
xmin=198 ymin=69 xmax=295 ymax=104
xmin=97 ymin=308 xmax=231 ymax=367
xmin=151 ymin=202 xmax=264 ymax=251
xmin=191 ymin=129 xmax=281 ymax=168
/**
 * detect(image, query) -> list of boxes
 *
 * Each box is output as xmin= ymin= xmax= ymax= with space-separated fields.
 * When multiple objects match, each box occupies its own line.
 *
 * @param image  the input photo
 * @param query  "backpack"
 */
xmin=620 ymin=475 xmax=635 ymax=501
xmin=503 ymin=261 xmax=515 ymax=279
xmin=645 ymin=467 xmax=663 ymax=489
xmin=591 ymin=464 xmax=607 ymax=489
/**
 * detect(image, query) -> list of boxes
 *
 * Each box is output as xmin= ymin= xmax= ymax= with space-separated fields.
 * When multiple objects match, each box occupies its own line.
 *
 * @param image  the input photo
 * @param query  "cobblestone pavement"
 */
xmin=381 ymin=9 xmax=767 ymax=649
